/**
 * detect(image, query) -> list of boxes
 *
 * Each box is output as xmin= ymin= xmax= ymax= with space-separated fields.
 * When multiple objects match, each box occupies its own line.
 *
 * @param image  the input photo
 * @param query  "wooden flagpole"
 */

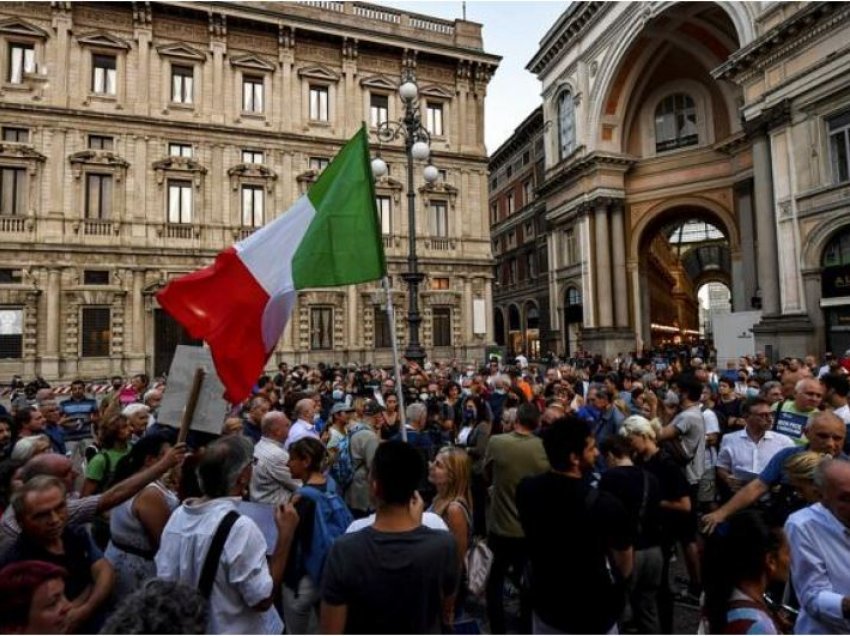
xmin=383 ymin=276 xmax=408 ymax=442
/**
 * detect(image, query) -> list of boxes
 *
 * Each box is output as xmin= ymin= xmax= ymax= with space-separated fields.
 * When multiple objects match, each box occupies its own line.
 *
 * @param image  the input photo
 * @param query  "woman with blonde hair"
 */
xmin=428 ymin=446 xmax=473 ymax=618
xmin=621 ymin=415 xmax=692 ymax=634
xmin=784 ymin=450 xmax=826 ymax=505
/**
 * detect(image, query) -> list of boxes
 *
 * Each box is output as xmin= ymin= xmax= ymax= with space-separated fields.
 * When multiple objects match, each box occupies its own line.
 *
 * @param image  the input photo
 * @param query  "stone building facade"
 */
xmin=0 ymin=1 xmax=499 ymax=381
xmin=489 ymin=107 xmax=554 ymax=358
xmin=527 ymin=1 xmax=850 ymax=360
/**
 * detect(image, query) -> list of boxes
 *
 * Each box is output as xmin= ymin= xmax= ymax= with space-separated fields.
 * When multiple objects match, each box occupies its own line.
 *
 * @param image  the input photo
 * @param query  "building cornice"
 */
xmin=489 ymin=106 xmax=543 ymax=170
xmin=712 ymin=2 xmax=848 ymax=83
xmin=527 ymin=2 xmax=606 ymax=75
xmin=169 ymin=1 xmax=501 ymax=70
xmin=538 ymin=151 xmax=635 ymax=198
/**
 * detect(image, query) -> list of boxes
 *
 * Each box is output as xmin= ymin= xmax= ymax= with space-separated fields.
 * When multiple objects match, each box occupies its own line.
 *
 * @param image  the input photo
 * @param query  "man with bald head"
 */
xmin=284 ymin=398 xmax=319 ymax=451
xmin=0 ymin=443 xmax=186 ymax=552
xmin=250 ymin=411 xmax=298 ymax=504
xmin=785 ymin=458 xmax=850 ymax=634
xmin=773 ymin=377 xmax=823 ymax=443
xmin=703 ymin=411 xmax=847 ymax=533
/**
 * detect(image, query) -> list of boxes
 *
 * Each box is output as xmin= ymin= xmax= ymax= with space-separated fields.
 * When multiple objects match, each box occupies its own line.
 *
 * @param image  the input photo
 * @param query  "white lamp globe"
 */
xmin=411 ymin=141 xmax=430 ymax=161
xmin=399 ymin=80 xmax=418 ymax=102
xmin=371 ymin=157 xmax=388 ymax=178
xmin=423 ymin=164 xmax=439 ymax=184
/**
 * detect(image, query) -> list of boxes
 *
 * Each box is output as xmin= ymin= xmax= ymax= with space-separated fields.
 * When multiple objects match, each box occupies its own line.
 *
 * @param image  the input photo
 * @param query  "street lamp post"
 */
xmin=370 ymin=71 xmax=438 ymax=367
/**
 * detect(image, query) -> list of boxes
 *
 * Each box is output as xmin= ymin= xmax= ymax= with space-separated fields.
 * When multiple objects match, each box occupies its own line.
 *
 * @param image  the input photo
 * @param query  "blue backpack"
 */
xmin=329 ymin=423 xmax=369 ymax=492
xmin=296 ymin=482 xmax=353 ymax=585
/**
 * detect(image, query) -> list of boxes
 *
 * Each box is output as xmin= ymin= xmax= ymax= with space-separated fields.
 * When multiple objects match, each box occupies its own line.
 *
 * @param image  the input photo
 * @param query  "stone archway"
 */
xmin=507 ymin=304 xmax=521 ymax=355
xmin=493 ymin=306 xmax=506 ymax=347
xmin=523 ymin=300 xmax=540 ymax=358
xmin=630 ymin=201 xmax=739 ymax=349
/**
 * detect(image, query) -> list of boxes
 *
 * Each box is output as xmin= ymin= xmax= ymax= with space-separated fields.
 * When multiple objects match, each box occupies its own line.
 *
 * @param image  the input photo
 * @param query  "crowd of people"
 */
xmin=0 ymin=349 xmax=849 ymax=634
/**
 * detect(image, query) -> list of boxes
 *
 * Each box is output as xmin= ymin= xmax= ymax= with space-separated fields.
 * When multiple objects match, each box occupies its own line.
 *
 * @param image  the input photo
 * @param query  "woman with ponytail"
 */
xmin=104 ymin=434 xmax=179 ymax=597
xmin=702 ymin=509 xmax=790 ymax=634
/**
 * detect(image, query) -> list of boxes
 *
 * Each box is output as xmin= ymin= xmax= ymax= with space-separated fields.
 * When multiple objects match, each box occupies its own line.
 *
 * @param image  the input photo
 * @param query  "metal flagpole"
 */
xmin=383 ymin=276 xmax=408 ymax=442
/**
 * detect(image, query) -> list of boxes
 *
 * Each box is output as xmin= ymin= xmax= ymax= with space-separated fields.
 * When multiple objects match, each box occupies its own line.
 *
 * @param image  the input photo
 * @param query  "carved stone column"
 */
xmin=594 ymin=202 xmax=613 ymax=328
xmin=610 ymin=201 xmax=628 ymax=328
xmin=45 ymin=268 xmax=61 ymax=357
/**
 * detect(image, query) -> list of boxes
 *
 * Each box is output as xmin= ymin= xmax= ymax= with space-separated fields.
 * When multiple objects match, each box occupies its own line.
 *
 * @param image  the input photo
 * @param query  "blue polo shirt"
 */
xmin=759 ymin=445 xmax=848 ymax=486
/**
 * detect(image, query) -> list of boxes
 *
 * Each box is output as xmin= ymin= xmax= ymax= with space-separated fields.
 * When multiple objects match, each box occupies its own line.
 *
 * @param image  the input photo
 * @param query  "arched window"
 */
xmin=558 ymin=90 xmax=575 ymax=160
xmin=566 ymin=287 xmax=582 ymax=306
xmin=654 ymin=93 xmax=698 ymax=152
xmin=823 ymin=226 xmax=850 ymax=268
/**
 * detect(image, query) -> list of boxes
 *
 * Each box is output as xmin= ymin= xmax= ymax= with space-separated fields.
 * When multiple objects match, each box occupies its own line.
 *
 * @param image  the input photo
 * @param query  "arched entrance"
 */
xmin=493 ymin=307 xmax=506 ymax=347
xmin=821 ymin=226 xmax=850 ymax=354
xmin=563 ymin=286 xmax=583 ymax=356
xmin=697 ymin=281 xmax=732 ymax=339
xmin=632 ymin=204 xmax=739 ymax=349
xmin=507 ymin=304 xmax=521 ymax=355
xmin=524 ymin=302 xmax=540 ymax=358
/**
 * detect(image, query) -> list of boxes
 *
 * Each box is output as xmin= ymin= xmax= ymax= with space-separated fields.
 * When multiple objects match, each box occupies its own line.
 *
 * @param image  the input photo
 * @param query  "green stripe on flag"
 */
xmin=292 ymin=125 xmax=387 ymax=289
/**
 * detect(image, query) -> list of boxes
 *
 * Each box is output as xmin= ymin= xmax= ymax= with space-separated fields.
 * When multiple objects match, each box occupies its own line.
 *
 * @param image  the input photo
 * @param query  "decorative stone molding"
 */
xmin=419 ymin=182 xmax=458 ymax=209
xmin=69 ymin=150 xmax=130 ymax=181
xmin=375 ymin=176 xmax=404 ymax=204
xmin=227 ymin=163 xmax=278 ymax=192
xmin=297 ymin=64 xmax=341 ymax=82
xmin=152 ymin=156 xmax=207 ymax=188
xmin=229 ymin=53 xmax=275 ymax=73
xmin=0 ymin=18 xmax=49 ymax=39
xmin=342 ymin=37 xmax=358 ymax=61
xmin=155 ymin=42 xmax=206 ymax=62
xmin=132 ymin=2 xmax=152 ymax=28
xmin=360 ymin=74 xmax=397 ymax=91
xmin=0 ymin=144 xmax=46 ymax=174
xmin=419 ymin=84 xmax=453 ymax=99
xmin=278 ymin=24 xmax=295 ymax=50
xmin=75 ymin=31 xmax=131 ymax=50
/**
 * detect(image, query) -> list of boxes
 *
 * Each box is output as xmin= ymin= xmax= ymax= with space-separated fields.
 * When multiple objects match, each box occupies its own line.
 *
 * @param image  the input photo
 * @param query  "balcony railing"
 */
xmin=0 ymin=216 xmax=28 ymax=233
xmin=382 ymin=235 xmax=393 ymax=248
xmin=165 ymin=224 xmax=194 ymax=240
xmin=430 ymin=238 xmax=452 ymax=251
xmin=83 ymin=220 xmax=113 ymax=236
xmin=238 ymin=227 xmax=256 ymax=241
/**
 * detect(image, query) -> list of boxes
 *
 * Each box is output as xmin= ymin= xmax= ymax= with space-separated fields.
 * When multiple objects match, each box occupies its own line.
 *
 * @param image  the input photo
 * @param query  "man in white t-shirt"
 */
xmin=515 ymin=352 xmax=529 ymax=370
xmin=156 ymin=436 xmax=299 ymax=635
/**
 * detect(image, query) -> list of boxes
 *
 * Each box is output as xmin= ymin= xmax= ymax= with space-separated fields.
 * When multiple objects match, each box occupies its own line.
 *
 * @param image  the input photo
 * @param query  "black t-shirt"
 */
xmin=516 ymin=472 xmax=632 ymax=634
xmin=714 ymin=397 xmax=743 ymax=434
xmin=321 ymin=526 xmax=458 ymax=634
xmin=599 ymin=465 xmax=662 ymax=550
xmin=284 ymin=485 xmax=319 ymax=589
xmin=0 ymin=525 xmax=100 ymax=601
xmin=642 ymin=452 xmax=693 ymax=543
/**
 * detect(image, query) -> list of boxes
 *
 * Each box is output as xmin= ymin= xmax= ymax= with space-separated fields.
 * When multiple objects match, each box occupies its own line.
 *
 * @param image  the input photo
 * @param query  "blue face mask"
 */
xmin=746 ymin=387 xmax=759 ymax=398
xmin=464 ymin=409 xmax=476 ymax=421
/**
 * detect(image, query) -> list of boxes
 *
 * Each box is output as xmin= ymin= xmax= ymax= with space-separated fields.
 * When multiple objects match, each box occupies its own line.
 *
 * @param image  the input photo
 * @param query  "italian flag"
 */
xmin=157 ymin=126 xmax=386 ymax=402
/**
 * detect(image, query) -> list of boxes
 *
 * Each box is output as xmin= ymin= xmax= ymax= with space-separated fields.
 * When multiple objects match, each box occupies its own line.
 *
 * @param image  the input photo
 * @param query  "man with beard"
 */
xmin=517 ymin=415 xmax=633 ymax=634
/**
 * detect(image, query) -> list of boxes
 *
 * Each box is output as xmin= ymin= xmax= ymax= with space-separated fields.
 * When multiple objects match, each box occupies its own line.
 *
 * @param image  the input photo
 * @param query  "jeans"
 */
xmin=485 ymin=534 xmax=530 ymax=634
xmin=627 ymin=546 xmax=663 ymax=634
xmin=282 ymin=575 xmax=320 ymax=635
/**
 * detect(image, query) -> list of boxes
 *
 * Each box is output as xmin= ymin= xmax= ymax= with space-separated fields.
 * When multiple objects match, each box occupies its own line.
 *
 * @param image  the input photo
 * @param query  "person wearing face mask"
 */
xmin=459 ymin=395 xmax=491 ymax=537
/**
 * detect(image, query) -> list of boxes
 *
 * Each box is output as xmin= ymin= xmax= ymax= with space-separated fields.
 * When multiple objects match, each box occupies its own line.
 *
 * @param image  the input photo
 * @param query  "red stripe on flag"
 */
xmin=156 ymin=247 xmax=270 ymax=403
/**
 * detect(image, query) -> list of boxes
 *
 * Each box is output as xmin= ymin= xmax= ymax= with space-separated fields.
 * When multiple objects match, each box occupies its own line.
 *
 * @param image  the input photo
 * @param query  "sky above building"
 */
xmin=378 ymin=1 xmax=568 ymax=154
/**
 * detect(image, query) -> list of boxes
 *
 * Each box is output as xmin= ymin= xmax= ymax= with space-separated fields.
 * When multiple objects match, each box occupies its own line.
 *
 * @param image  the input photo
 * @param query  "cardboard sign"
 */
xmin=158 ymin=345 xmax=229 ymax=436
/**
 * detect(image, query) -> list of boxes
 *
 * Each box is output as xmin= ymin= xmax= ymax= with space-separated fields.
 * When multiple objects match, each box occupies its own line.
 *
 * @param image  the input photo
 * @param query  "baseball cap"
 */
xmin=364 ymin=401 xmax=385 ymax=416
xmin=330 ymin=402 xmax=354 ymax=416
